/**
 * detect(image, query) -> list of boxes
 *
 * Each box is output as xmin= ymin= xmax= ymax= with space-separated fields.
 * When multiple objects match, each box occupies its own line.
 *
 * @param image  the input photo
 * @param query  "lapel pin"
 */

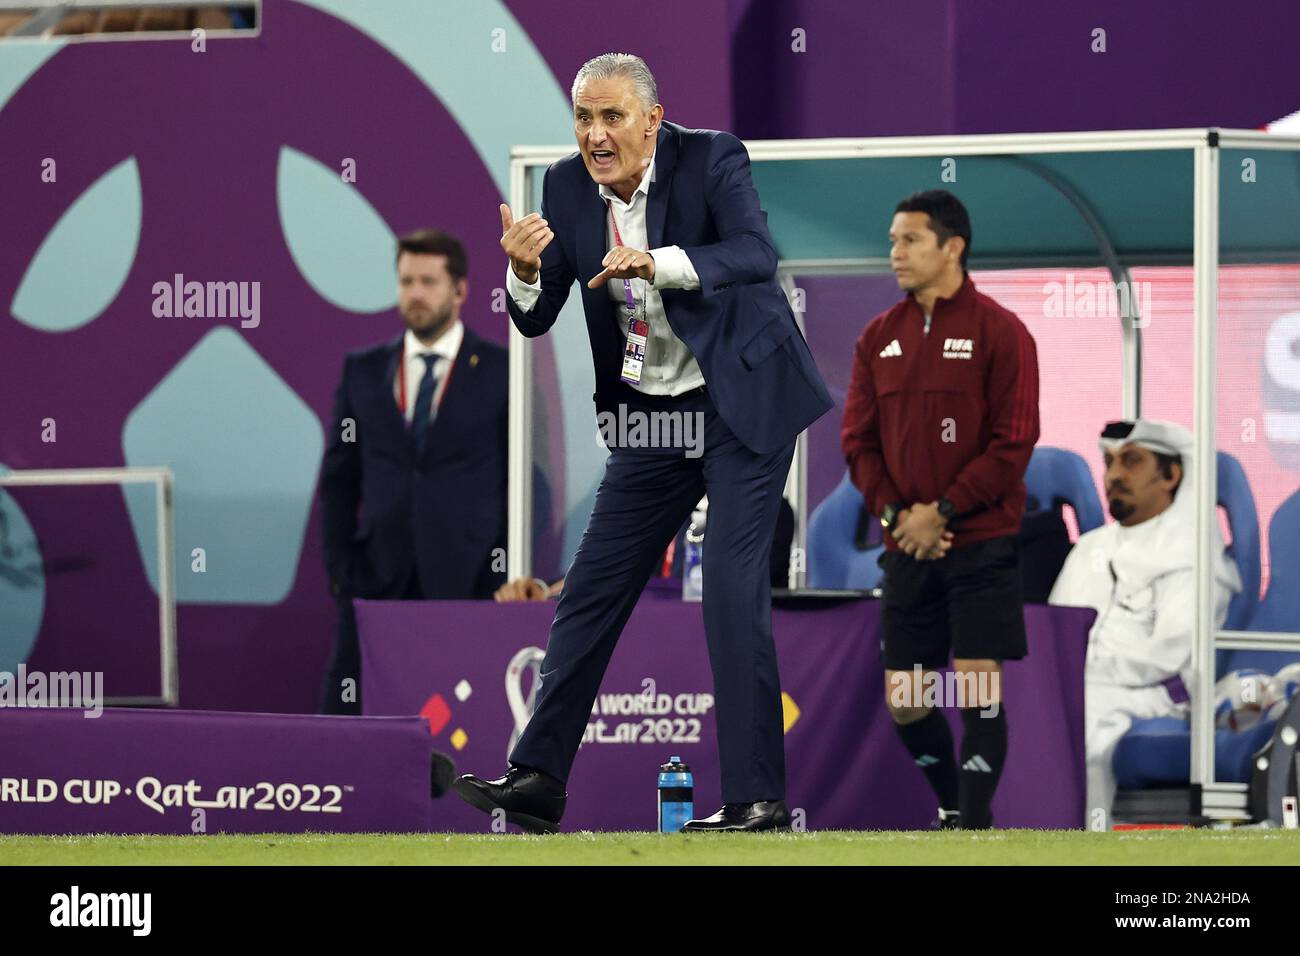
xmin=470 ymin=353 xmax=479 ymax=367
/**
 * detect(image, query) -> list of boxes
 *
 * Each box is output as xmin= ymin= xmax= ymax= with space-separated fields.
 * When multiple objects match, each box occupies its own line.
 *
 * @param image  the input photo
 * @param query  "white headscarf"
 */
xmin=1097 ymin=419 xmax=1241 ymax=594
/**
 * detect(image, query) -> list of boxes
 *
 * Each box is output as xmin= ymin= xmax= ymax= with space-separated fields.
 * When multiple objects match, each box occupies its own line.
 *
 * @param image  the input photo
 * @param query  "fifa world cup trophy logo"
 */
xmin=505 ymin=646 xmax=546 ymax=758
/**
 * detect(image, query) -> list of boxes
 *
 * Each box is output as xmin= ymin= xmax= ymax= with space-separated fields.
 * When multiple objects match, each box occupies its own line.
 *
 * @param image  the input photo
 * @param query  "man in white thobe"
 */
xmin=1049 ymin=419 xmax=1241 ymax=826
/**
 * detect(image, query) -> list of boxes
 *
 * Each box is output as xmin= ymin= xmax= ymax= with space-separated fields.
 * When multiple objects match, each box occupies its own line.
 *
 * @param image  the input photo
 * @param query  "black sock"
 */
xmin=958 ymin=706 xmax=1007 ymax=829
xmin=894 ymin=709 xmax=959 ymax=810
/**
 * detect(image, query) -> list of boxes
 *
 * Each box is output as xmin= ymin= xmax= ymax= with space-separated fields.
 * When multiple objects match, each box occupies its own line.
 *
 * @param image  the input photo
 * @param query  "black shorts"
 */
xmin=878 ymin=534 xmax=1028 ymax=671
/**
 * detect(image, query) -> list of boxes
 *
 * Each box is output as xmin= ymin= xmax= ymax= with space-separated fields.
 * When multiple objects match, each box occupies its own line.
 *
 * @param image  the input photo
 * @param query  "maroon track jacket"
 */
xmin=841 ymin=275 xmax=1040 ymax=551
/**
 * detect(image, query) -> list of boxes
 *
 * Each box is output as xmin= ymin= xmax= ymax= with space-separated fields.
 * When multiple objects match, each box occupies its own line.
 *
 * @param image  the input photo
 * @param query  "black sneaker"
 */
xmin=930 ymin=808 xmax=961 ymax=830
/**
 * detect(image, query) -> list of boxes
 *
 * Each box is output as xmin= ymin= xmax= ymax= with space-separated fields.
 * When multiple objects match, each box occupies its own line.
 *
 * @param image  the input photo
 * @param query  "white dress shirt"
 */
xmin=506 ymin=148 xmax=706 ymax=395
xmin=396 ymin=320 xmax=463 ymax=425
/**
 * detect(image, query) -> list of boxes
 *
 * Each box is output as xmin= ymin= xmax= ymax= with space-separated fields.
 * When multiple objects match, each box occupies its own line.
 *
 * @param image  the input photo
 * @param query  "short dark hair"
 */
xmin=396 ymin=229 xmax=467 ymax=282
xmin=894 ymin=190 xmax=972 ymax=269
xmin=1154 ymin=452 xmax=1184 ymax=497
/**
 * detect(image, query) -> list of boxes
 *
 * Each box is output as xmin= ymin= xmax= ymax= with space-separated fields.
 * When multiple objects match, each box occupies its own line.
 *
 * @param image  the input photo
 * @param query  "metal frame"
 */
xmin=505 ymin=156 xmax=533 ymax=581
xmin=0 ymin=466 xmax=177 ymax=706
xmin=1191 ymin=139 xmax=1223 ymax=815
xmin=1192 ymin=130 xmax=1300 ymax=819
xmin=506 ymin=129 xmax=1300 ymax=821
xmin=997 ymin=155 xmax=1145 ymax=419
xmin=777 ymin=270 xmax=808 ymax=588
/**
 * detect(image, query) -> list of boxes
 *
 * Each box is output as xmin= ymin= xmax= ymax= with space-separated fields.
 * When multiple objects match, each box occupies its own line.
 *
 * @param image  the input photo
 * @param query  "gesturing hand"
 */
xmin=499 ymin=203 xmax=554 ymax=284
xmin=587 ymin=245 xmax=655 ymax=289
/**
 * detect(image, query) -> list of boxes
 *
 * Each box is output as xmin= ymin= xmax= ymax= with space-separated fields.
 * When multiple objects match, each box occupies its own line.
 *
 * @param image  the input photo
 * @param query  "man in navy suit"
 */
xmin=453 ymin=54 xmax=832 ymax=832
xmin=319 ymin=229 xmax=508 ymax=715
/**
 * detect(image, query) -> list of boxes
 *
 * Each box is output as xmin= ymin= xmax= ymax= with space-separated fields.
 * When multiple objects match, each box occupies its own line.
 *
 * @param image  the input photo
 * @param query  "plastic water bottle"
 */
xmin=682 ymin=507 xmax=705 ymax=602
xmin=658 ymin=756 xmax=694 ymax=832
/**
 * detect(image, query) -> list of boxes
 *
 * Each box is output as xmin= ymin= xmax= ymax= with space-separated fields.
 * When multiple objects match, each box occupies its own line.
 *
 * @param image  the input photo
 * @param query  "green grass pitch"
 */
xmin=2 ymin=829 xmax=1298 ymax=866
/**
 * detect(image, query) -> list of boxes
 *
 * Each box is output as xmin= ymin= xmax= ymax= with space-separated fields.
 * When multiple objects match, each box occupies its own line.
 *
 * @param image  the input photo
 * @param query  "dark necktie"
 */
xmin=411 ymin=353 xmax=439 ymax=452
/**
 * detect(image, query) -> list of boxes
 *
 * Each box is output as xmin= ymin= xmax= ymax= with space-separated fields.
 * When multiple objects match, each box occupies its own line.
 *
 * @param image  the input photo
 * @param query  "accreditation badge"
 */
xmin=620 ymin=304 xmax=649 ymax=385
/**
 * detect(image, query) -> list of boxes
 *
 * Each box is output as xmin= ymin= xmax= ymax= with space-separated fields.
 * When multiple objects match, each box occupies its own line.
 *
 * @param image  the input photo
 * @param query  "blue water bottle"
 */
xmin=658 ymin=756 xmax=694 ymax=832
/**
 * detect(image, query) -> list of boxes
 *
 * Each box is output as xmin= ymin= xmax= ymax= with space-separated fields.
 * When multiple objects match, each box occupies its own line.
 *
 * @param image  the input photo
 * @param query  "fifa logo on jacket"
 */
xmin=942 ymin=338 xmax=974 ymax=359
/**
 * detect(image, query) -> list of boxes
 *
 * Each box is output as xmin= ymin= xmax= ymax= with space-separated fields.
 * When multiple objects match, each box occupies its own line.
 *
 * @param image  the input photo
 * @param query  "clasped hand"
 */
xmin=892 ymin=502 xmax=954 ymax=561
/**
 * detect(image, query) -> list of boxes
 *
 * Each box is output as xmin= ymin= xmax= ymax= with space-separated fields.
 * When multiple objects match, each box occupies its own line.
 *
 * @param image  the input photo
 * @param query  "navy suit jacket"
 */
xmin=507 ymin=120 xmax=832 ymax=454
xmin=319 ymin=325 xmax=508 ymax=600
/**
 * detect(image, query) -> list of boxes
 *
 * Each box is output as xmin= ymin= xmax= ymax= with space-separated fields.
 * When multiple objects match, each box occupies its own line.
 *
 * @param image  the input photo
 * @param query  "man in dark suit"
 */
xmin=453 ymin=54 xmax=832 ymax=832
xmin=318 ymin=229 xmax=508 ymax=715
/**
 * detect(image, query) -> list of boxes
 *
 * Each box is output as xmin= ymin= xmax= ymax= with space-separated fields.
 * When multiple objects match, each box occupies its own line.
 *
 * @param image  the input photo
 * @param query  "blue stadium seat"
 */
xmin=1217 ymin=451 xmax=1260 ymax=633
xmin=808 ymin=445 xmax=1105 ymax=591
xmin=1229 ymin=487 xmax=1300 ymax=673
xmin=1114 ymin=715 xmax=1279 ymax=788
xmin=806 ymin=471 xmax=883 ymax=590
xmin=1244 ymin=487 xmax=1300 ymax=633
xmin=1023 ymin=446 xmax=1104 ymax=533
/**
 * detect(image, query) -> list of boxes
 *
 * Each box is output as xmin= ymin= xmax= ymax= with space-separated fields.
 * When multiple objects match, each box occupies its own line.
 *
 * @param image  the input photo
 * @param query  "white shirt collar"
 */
xmin=597 ymin=147 xmax=657 ymax=206
xmin=403 ymin=319 xmax=463 ymax=364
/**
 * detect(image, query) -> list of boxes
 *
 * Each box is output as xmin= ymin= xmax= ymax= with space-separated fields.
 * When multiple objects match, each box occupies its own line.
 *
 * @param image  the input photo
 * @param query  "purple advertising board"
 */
xmin=359 ymin=591 xmax=1092 ymax=831
xmin=0 ymin=708 xmax=439 ymax=835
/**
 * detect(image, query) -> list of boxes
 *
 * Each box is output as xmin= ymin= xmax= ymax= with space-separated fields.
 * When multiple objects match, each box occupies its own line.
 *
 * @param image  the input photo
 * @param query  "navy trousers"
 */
xmin=509 ymin=386 xmax=795 ymax=803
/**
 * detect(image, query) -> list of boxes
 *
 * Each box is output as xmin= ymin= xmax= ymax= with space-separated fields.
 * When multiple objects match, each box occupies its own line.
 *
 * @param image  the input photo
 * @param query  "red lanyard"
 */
xmin=397 ymin=348 xmax=456 ymax=416
xmin=605 ymin=200 xmax=638 ymax=312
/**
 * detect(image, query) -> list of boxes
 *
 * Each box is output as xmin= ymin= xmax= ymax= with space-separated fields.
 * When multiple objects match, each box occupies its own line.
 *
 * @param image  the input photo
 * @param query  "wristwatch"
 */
xmin=936 ymin=498 xmax=956 ymax=522
xmin=880 ymin=502 xmax=904 ymax=532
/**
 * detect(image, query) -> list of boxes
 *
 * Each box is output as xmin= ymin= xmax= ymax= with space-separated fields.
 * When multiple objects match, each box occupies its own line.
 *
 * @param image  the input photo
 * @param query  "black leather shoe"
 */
xmin=452 ymin=765 xmax=567 ymax=834
xmin=681 ymin=800 xmax=791 ymax=832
